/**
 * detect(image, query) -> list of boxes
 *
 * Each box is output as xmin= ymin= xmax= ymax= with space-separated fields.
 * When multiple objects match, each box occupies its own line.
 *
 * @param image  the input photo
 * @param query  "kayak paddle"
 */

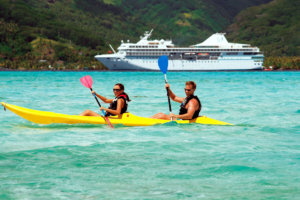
xmin=80 ymin=75 xmax=114 ymax=128
xmin=158 ymin=55 xmax=173 ymax=120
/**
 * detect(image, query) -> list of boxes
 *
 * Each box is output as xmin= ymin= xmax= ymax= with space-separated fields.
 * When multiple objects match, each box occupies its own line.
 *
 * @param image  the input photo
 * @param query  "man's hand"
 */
xmin=169 ymin=112 xmax=177 ymax=120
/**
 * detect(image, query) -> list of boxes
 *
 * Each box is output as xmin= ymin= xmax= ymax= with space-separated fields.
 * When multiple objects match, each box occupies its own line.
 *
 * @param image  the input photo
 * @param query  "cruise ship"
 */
xmin=95 ymin=30 xmax=264 ymax=71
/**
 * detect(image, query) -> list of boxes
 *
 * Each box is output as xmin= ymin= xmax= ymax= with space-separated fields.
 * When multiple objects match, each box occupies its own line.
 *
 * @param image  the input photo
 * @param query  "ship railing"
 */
xmin=125 ymin=48 xmax=257 ymax=53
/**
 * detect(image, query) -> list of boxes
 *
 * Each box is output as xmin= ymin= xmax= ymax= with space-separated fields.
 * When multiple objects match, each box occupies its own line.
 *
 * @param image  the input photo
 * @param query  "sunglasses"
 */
xmin=113 ymin=89 xmax=121 ymax=92
xmin=184 ymin=88 xmax=193 ymax=92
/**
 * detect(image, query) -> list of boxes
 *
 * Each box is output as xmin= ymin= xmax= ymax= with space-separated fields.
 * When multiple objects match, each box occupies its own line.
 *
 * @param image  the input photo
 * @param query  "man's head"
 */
xmin=184 ymin=81 xmax=196 ymax=96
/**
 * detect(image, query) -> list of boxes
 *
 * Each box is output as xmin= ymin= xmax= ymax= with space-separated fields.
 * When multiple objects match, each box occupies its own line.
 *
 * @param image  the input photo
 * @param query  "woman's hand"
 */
xmin=100 ymin=106 xmax=107 ymax=112
xmin=91 ymin=91 xmax=96 ymax=95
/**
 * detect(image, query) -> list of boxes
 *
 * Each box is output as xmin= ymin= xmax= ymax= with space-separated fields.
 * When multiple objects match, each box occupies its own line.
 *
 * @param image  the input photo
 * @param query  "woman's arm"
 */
xmin=92 ymin=91 xmax=113 ymax=103
xmin=101 ymin=98 xmax=124 ymax=115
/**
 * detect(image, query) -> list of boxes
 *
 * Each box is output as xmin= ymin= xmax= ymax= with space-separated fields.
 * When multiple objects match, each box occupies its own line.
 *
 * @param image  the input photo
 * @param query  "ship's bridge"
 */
xmin=117 ymin=30 xmax=174 ymax=51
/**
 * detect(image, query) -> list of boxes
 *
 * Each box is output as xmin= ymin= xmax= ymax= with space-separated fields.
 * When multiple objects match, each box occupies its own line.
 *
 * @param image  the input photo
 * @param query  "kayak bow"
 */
xmin=1 ymin=102 xmax=232 ymax=126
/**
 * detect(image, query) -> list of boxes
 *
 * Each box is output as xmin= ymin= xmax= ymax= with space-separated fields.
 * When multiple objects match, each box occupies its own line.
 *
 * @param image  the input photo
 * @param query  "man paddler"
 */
xmin=151 ymin=81 xmax=201 ymax=120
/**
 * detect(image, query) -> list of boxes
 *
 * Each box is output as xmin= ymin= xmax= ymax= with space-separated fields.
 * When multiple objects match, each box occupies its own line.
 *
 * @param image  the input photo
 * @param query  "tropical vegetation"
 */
xmin=0 ymin=0 xmax=298 ymax=70
xmin=226 ymin=0 xmax=299 ymax=70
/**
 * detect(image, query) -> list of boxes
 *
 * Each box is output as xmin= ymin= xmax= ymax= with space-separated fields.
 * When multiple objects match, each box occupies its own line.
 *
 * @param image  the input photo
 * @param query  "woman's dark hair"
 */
xmin=115 ymin=83 xmax=131 ymax=101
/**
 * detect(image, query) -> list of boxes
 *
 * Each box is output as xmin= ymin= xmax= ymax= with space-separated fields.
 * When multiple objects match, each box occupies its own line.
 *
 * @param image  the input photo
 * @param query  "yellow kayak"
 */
xmin=1 ymin=102 xmax=232 ymax=126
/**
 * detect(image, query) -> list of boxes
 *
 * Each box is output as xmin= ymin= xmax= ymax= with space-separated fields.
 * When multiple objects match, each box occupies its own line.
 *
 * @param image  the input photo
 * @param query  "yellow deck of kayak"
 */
xmin=1 ymin=102 xmax=232 ymax=126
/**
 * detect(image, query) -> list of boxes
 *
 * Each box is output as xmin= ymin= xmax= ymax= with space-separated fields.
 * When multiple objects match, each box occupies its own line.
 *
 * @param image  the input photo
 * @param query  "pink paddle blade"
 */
xmin=80 ymin=75 xmax=93 ymax=89
xmin=105 ymin=116 xmax=114 ymax=128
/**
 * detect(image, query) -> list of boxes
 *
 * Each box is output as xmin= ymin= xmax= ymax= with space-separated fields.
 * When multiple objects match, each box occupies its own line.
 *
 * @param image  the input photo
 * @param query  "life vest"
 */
xmin=105 ymin=93 xmax=128 ymax=116
xmin=179 ymin=95 xmax=202 ymax=119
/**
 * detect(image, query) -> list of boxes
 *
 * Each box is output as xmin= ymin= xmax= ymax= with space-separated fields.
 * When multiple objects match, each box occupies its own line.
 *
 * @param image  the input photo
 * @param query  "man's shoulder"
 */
xmin=187 ymin=98 xmax=199 ymax=106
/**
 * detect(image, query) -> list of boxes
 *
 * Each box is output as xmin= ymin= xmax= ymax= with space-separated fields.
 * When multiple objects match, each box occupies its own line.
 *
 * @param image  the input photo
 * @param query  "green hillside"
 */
xmin=226 ymin=0 xmax=299 ymax=57
xmin=120 ymin=0 xmax=271 ymax=45
xmin=0 ymin=0 xmax=142 ymax=69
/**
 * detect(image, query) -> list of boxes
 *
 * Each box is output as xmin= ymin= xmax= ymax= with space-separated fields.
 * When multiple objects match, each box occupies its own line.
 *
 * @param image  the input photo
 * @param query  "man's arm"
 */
xmin=166 ymin=84 xmax=184 ymax=103
xmin=171 ymin=99 xmax=198 ymax=119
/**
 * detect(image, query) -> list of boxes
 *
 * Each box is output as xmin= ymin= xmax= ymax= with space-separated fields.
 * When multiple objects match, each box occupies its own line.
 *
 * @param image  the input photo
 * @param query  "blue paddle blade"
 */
xmin=158 ymin=55 xmax=168 ymax=74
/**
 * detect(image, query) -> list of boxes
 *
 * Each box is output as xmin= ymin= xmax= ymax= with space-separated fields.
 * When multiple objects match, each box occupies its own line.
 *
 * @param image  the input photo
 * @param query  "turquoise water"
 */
xmin=0 ymin=71 xmax=300 ymax=199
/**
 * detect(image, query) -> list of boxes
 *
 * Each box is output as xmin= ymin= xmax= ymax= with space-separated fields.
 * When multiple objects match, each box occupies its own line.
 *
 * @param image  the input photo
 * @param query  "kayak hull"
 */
xmin=1 ymin=102 xmax=232 ymax=126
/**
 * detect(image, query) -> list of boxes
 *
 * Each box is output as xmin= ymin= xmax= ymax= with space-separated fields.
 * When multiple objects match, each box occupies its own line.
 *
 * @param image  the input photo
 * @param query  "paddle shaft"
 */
xmin=80 ymin=75 xmax=114 ymax=128
xmin=90 ymin=89 xmax=114 ymax=128
xmin=90 ymin=88 xmax=107 ymax=116
xmin=90 ymin=88 xmax=114 ymax=128
xmin=164 ymin=74 xmax=172 ymax=113
xmin=158 ymin=56 xmax=172 ymax=121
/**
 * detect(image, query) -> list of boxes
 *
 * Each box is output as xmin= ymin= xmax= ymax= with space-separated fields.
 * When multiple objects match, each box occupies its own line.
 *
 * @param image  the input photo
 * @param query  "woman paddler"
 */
xmin=80 ymin=83 xmax=130 ymax=116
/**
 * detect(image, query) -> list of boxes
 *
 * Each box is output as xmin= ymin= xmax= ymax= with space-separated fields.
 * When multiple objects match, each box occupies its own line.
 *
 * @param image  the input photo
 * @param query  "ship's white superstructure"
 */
xmin=95 ymin=30 xmax=264 ymax=71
